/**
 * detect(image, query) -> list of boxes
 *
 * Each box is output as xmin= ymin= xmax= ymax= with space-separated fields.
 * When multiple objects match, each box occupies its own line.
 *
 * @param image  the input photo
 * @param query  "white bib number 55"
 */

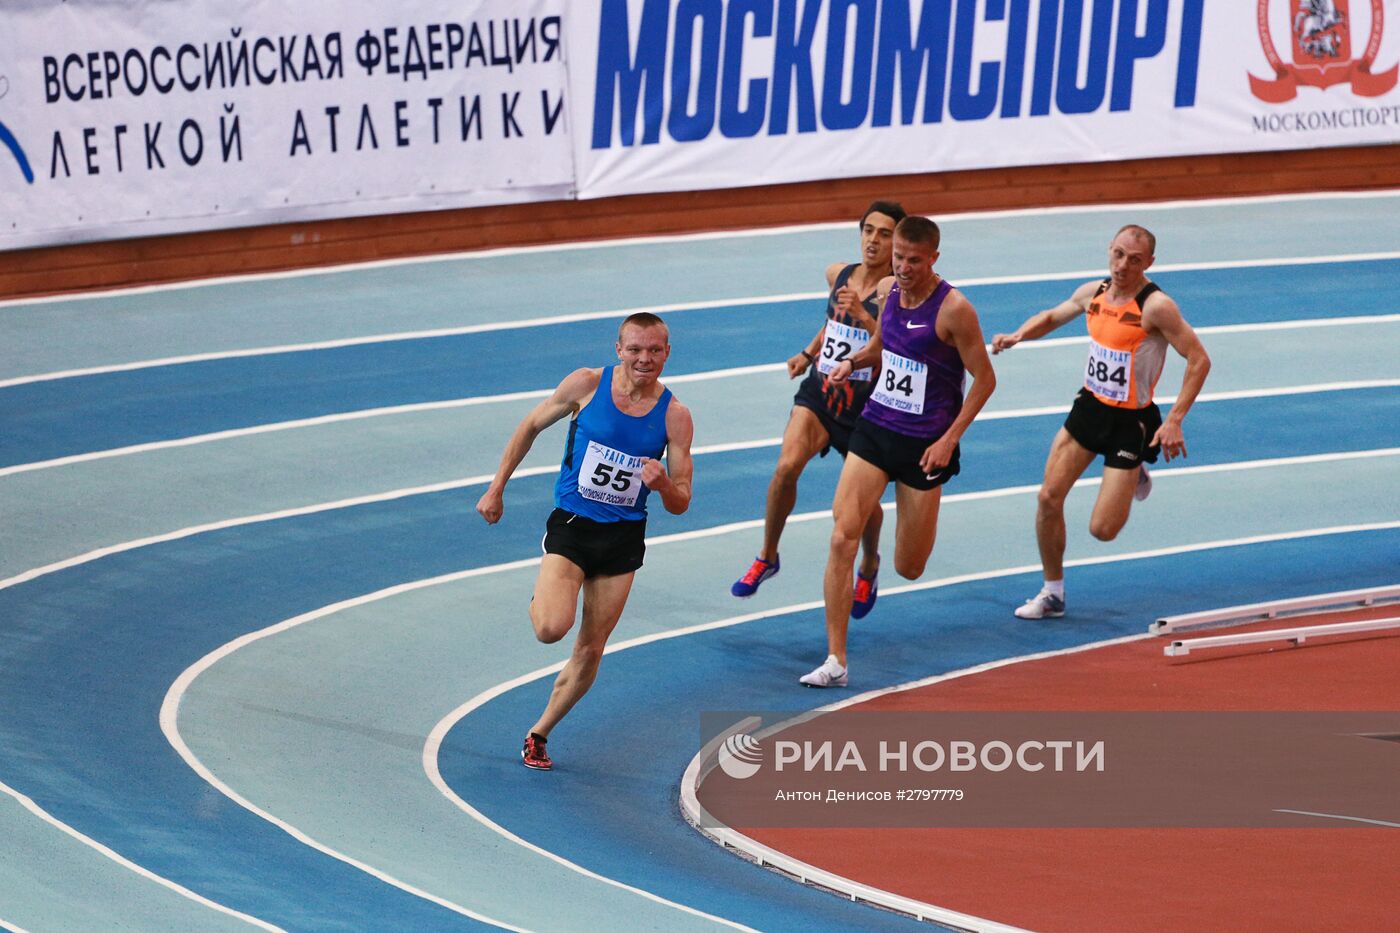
xmin=578 ymin=441 xmax=644 ymax=507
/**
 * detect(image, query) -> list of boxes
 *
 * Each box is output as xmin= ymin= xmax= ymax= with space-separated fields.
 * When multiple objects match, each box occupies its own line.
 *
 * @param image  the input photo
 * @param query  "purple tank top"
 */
xmin=860 ymin=278 xmax=965 ymax=438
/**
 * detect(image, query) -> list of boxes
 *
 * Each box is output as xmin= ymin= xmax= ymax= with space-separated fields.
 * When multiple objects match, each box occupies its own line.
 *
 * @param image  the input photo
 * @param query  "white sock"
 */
xmin=1042 ymin=579 xmax=1065 ymax=599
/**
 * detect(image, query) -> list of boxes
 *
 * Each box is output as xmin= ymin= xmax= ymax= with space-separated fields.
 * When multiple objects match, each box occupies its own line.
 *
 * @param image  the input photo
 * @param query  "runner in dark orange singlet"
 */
xmin=991 ymin=225 xmax=1211 ymax=620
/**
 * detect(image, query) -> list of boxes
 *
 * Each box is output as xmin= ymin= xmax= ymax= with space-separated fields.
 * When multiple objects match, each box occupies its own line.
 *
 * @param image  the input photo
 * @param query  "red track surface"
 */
xmin=745 ymin=607 xmax=1400 ymax=932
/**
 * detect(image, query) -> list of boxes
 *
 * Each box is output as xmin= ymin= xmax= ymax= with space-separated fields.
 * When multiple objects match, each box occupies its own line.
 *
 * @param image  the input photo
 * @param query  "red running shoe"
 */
xmin=731 ymin=555 xmax=779 ymax=598
xmin=522 ymin=733 xmax=552 ymax=770
xmin=851 ymin=560 xmax=879 ymax=620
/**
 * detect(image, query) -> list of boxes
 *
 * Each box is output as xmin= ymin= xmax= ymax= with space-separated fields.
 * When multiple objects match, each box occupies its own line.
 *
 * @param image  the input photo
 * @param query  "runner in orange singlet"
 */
xmin=991 ymin=225 xmax=1211 ymax=619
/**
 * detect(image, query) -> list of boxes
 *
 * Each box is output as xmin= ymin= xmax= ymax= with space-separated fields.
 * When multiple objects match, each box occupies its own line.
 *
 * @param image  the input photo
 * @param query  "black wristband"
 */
xmin=801 ymin=349 xmax=815 ymax=362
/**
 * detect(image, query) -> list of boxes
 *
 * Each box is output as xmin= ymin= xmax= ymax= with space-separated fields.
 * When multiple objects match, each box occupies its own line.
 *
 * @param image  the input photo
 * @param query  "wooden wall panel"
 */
xmin=2 ymin=144 xmax=1397 ymax=299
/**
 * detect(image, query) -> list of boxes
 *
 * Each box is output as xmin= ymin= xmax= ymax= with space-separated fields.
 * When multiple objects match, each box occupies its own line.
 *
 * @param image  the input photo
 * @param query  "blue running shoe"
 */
xmin=850 ymin=561 xmax=879 ymax=619
xmin=731 ymin=556 xmax=779 ymax=597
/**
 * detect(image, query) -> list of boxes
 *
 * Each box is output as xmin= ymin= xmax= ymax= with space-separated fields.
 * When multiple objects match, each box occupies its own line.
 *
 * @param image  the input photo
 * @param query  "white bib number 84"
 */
xmin=871 ymin=349 xmax=927 ymax=414
xmin=578 ymin=440 xmax=644 ymax=507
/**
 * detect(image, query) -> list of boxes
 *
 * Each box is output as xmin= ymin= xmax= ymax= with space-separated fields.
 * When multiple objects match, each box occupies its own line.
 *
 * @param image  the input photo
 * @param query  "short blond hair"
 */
xmin=618 ymin=312 xmax=668 ymax=342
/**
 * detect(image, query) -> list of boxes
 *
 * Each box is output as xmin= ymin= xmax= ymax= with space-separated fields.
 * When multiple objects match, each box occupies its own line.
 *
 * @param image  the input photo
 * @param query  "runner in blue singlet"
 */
xmin=476 ymin=313 xmax=695 ymax=770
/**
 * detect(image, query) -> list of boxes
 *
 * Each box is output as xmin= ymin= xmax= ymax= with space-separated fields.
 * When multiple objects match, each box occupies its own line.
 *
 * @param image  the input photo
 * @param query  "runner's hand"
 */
xmin=920 ymin=435 xmax=956 ymax=474
xmin=640 ymin=457 xmax=670 ymax=490
xmin=835 ymin=285 xmax=857 ymax=316
xmin=1150 ymin=421 xmax=1188 ymax=461
xmin=828 ymin=359 xmax=853 ymax=385
xmin=788 ymin=352 xmax=812 ymax=378
xmin=990 ymin=333 xmax=1020 ymax=354
xmin=837 ymin=286 xmax=876 ymax=330
xmin=475 ymin=488 xmax=504 ymax=524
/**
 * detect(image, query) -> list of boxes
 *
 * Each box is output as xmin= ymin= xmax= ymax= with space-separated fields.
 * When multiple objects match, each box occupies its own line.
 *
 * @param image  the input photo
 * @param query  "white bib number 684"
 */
xmin=1084 ymin=339 xmax=1131 ymax=403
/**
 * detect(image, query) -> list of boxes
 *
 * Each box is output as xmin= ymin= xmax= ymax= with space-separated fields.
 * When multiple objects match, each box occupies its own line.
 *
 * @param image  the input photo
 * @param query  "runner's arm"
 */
xmin=991 ymin=279 xmax=1098 ymax=353
xmin=475 ymin=368 xmax=599 ymax=523
xmin=789 ymin=321 xmax=827 ymax=378
xmin=790 ymin=263 xmax=846 ymax=377
xmin=923 ymin=295 xmax=997 ymax=471
xmin=1144 ymin=293 xmax=1211 ymax=460
xmin=641 ymin=400 xmax=695 ymax=514
xmin=830 ymin=276 xmax=892 ymax=383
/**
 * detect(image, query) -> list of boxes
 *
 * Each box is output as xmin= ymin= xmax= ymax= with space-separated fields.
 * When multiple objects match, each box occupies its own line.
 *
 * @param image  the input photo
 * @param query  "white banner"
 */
xmin=0 ymin=0 xmax=573 ymax=249
xmin=567 ymin=0 xmax=1400 ymax=200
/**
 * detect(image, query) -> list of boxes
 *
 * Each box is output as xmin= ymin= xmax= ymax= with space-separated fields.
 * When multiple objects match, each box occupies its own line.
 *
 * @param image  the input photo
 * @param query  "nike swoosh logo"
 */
xmin=906 ymin=322 xmax=928 ymax=329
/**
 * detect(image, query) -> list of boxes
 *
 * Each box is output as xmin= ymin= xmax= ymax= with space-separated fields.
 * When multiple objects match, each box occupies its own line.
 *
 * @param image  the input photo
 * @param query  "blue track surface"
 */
xmin=445 ymin=530 xmax=1400 ymax=929
xmin=1 ymin=196 xmax=1396 ymax=931
xmin=5 ymin=257 xmax=1397 ymax=467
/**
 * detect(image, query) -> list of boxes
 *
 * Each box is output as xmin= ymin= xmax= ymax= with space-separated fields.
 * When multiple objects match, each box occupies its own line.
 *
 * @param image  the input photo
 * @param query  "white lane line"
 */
xmin=0 ymin=779 xmax=284 ymax=931
xmin=163 ymin=575 xmax=755 ymax=932
xmin=426 ymin=522 xmax=1400 ymax=927
xmin=0 ymin=918 xmax=33 ymax=933
xmin=0 ymin=299 xmax=816 ymax=389
xmin=170 ymin=511 xmax=1394 ymax=933
xmin=145 ymin=461 xmax=1400 ymax=931
xmin=3 ymin=443 xmax=1396 ymax=601
xmin=1272 ymin=809 xmax=1400 ymax=828
xmin=0 ymin=359 xmax=794 ymax=478
xmin=157 ymin=679 xmax=535 ymax=932
xmin=4 ymin=266 xmax=1398 ymax=387
xmin=3 ymin=353 xmax=1396 ymax=479
xmin=1011 ymin=313 xmax=1400 ymax=352
xmin=4 ymin=189 xmax=1398 ymax=310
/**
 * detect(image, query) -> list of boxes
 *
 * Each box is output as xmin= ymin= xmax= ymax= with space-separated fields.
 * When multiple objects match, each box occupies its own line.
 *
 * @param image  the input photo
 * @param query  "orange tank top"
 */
xmin=1083 ymin=279 xmax=1167 ymax=409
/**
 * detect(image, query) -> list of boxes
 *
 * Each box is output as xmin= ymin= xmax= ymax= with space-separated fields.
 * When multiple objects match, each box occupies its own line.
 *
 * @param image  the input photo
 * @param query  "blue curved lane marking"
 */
xmin=441 ymin=529 xmax=1400 ymax=930
xmin=3 ymin=258 xmax=1397 ymax=468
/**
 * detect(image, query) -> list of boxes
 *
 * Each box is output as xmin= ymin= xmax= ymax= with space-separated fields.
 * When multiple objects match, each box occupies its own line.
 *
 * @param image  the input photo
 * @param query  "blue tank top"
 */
xmin=554 ymin=366 xmax=673 ymax=522
xmin=861 ymin=278 xmax=966 ymax=438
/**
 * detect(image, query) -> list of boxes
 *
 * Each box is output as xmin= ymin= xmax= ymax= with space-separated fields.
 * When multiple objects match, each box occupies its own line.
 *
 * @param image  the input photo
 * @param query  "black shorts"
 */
xmin=542 ymin=509 xmax=646 ymax=578
xmin=847 ymin=418 xmax=961 ymax=491
xmin=792 ymin=370 xmax=875 ymax=457
xmin=1063 ymin=388 xmax=1163 ymax=469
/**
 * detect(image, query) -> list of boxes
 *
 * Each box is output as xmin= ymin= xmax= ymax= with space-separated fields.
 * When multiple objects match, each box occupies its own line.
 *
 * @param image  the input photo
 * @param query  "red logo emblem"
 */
xmin=1249 ymin=0 xmax=1398 ymax=102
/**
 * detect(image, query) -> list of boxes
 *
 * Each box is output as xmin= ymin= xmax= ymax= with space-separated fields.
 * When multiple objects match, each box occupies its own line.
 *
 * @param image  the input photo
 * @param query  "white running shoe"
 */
xmin=1014 ymin=591 xmax=1066 ymax=620
xmin=1134 ymin=463 xmax=1153 ymax=502
xmin=799 ymin=655 xmax=848 ymax=688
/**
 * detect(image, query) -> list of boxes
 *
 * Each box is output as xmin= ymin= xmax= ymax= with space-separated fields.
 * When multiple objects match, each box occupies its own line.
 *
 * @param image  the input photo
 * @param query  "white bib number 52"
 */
xmin=817 ymin=320 xmax=873 ymax=381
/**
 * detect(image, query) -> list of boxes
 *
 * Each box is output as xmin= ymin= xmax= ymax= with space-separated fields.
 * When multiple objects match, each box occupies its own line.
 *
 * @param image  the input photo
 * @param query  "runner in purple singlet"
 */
xmin=798 ymin=216 xmax=998 ymax=688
